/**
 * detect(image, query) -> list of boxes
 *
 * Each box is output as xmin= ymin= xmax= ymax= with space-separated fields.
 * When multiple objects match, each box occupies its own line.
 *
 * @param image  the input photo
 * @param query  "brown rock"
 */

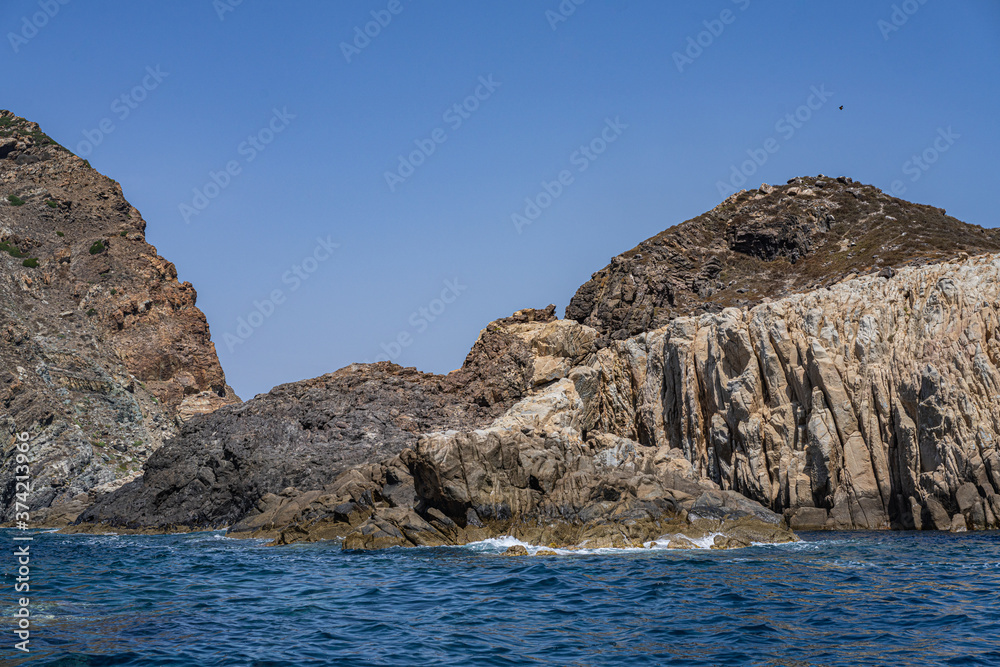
xmin=0 ymin=110 xmax=238 ymax=524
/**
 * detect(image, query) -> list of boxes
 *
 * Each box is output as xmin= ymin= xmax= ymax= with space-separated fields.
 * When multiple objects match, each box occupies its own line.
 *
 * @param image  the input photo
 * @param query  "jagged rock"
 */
xmin=77 ymin=361 xmax=508 ymax=533
xmin=666 ymin=536 xmax=697 ymax=549
xmin=502 ymin=545 xmax=529 ymax=556
xmin=0 ymin=111 xmax=238 ymax=525
xmin=76 ymin=312 xmax=581 ymax=535
xmin=336 ymin=358 xmax=796 ymax=550
xmin=711 ymin=535 xmax=751 ymax=550
xmin=586 ymin=254 xmax=1000 ymax=531
xmin=66 ymin=170 xmax=1000 ymax=545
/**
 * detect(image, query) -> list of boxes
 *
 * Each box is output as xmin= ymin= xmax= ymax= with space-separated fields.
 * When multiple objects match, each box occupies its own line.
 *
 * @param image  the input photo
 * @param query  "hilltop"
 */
xmin=567 ymin=175 xmax=1000 ymax=340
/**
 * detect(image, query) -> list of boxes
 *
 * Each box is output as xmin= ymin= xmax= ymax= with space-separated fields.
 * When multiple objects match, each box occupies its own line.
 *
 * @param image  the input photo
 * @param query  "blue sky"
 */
xmin=3 ymin=0 xmax=998 ymax=399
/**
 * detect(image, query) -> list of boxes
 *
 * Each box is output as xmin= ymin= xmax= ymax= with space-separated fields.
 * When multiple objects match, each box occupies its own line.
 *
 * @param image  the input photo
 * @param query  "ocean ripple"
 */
xmin=2 ymin=530 xmax=1000 ymax=666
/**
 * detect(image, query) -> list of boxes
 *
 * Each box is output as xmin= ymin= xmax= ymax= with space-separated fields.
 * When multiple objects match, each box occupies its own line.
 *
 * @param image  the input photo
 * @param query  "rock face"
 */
xmin=567 ymin=175 xmax=1000 ymax=341
xmin=75 ymin=308 xmax=559 ymax=533
xmin=76 ymin=312 xmax=796 ymax=550
xmin=586 ymin=254 xmax=1000 ymax=531
xmin=341 ymin=372 xmax=793 ymax=550
xmin=68 ymin=174 xmax=1000 ymax=545
xmin=0 ymin=111 xmax=238 ymax=524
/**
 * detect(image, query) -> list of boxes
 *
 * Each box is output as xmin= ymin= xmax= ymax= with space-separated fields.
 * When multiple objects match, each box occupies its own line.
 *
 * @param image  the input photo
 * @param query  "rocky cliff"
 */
xmin=0 ymin=111 xmax=238 ymax=524
xmin=74 ymin=307 xmax=554 ymax=530
xmin=278 ymin=253 xmax=1000 ymax=543
xmin=69 ymin=174 xmax=1000 ymax=547
xmin=77 ymin=312 xmax=796 ymax=550
xmin=588 ymin=253 xmax=1000 ymax=532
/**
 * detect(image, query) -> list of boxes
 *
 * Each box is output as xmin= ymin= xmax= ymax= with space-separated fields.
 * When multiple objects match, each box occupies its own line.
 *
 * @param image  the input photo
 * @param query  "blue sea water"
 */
xmin=2 ymin=530 xmax=1000 ymax=666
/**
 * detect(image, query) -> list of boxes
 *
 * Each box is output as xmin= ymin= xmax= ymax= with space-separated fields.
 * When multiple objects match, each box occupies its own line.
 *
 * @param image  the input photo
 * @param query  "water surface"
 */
xmin=3 ymin=530 xmax=1000 ymax=666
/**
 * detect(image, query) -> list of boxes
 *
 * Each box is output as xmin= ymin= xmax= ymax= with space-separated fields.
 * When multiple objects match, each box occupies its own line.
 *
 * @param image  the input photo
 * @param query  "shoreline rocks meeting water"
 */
xmin=70 ymin=250 xmax=1000 ymax=548
xmin=2 ymin=123 xmax=998 ymax=551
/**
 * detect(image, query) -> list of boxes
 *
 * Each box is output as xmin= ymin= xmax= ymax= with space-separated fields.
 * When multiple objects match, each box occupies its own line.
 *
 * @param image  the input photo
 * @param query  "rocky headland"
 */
xmin=76 ymin=309 xmax=796 ymax=550
xmin=5 ymin=113 xmax=997 ymax=551
xmin=0 ymin=111 xmax=238 ymax=525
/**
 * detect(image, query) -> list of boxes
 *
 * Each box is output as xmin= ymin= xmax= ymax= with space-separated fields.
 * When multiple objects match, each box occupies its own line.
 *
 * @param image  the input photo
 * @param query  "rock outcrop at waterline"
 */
xmin=75 ymin=252 xmax=1000 ymax=544
xmin=74 ymin=312 xmax=797 ymax=549
xmin=73 ymin=307 xmax=556 ymax=531
xmin=591 ymin=253 xmax=1000 ymax=532
xmin=68 ymin=175 xmax=1000 ymax=546
xmin=241 ymin=253 xmax=1000 ymax=544
xmin=0 ymin=111 xmax=239 ymax=524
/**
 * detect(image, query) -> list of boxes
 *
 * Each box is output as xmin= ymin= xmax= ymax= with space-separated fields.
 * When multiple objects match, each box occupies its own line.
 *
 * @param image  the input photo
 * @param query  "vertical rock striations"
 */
xmin=590 ymin=254 xmax=1000 ymax=531
xmin=65 ymin=171 xmax=1000 ymax=543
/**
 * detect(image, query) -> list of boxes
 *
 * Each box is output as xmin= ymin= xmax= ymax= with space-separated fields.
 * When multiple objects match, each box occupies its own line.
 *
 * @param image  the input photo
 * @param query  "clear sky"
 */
xmin=4 ymin=0 xmax=998 ymax=399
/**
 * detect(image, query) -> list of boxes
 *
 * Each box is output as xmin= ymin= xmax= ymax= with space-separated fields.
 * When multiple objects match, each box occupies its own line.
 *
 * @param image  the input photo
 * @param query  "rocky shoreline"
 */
xmin=6 ymin=138 xmax=999 ymax=551
xmin=69 ymin=311 xmax=797 ymax=550
xmin=0 ymin=111 xmax=239 ymax=525
xmin=70 ymin=252 xmax=1000 ymax=549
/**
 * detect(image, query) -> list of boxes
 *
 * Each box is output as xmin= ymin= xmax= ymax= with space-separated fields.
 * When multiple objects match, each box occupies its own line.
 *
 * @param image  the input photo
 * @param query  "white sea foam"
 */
xmin=462 ymin=532 xmax=736 ymax=555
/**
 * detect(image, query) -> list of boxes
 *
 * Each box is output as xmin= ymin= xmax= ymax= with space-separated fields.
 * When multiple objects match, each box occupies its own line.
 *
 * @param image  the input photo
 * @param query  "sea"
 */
xmin=2 ymin=529 xmax=999 ymax=666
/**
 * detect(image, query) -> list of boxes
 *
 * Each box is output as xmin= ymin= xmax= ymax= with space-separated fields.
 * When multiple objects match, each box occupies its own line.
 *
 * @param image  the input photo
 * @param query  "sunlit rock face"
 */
xmin=66 ymin=172 xmax=1000 ymax=545
xmin=0 ymin=111 xmax=238 ymax=524
xmin=590 ymin=253 xmax=1000 ymax=532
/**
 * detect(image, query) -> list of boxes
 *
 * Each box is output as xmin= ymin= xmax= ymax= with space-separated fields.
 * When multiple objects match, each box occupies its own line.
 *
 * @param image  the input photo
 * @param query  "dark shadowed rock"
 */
xmin=68 ymin=173 xmax=1000 ymax=547
xmin=74 ymin=309 xmax=560 ymax=533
